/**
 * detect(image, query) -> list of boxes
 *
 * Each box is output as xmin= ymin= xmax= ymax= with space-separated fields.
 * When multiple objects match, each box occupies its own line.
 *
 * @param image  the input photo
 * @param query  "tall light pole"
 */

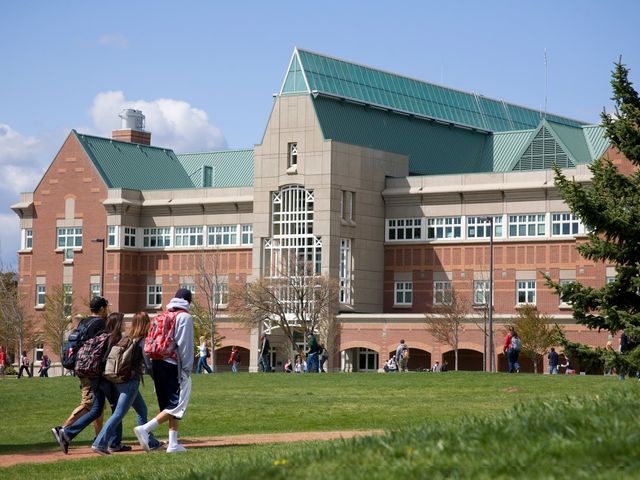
xmin=92 ymin=238 xmax=105 ymax=297
xmin=481 ymin=217 xmax=495 ymax=372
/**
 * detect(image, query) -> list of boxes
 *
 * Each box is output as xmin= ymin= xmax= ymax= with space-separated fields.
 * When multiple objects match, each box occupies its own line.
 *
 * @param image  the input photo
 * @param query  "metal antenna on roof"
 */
xmin=544 ymin=49 xmax=548 ymax=119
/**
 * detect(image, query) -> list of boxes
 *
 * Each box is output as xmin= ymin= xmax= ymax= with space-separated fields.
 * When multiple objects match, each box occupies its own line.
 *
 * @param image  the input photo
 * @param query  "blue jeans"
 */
xmin=93 ymin=379 xmax=140 ymax=450
xmin=508 ymin=349 xmax=520 ymax=373
xmin=306 ymin=352 xmax=319 ymax=373
xmin=549 ymin=365 xmax=558 ymax=375
xmin=131 ymin=390 xmax=160 ymax=449
xmin=259 ymin=355 xmax=270 ymax=372
xmin=64 ymin=379 xmax=106 ymax=441
xmin=231 ymin=361 xmax=239 ymax=373
xmin=196 ymin=356 xmax=212 ymax=374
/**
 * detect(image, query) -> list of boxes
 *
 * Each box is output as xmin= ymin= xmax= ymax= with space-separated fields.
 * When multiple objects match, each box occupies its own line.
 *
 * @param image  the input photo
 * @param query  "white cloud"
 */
xmin=98 ymin=33 xmax=129 ymax=49
xmin=0 ymin=213 xmax=20 ymax=269
xmin=89 ymin=91 xmax=227 ymax=152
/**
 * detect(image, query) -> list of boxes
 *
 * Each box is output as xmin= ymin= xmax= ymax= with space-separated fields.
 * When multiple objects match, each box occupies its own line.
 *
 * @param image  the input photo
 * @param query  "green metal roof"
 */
xmin=487 ymin=129 xmax=534 ymax=172
xmin=177 ymin=149 xmax=254 ymax=188
xmin=287 ymin=48 xmax=587 ymax=132
xmin=74 ymin=131 xmax=195 ymax=190
xmin=583 ymin=124 xmax=610 ymax=160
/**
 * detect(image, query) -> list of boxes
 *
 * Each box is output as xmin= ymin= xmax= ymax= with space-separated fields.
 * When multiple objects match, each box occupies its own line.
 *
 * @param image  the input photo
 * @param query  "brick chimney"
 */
xmin=112 ymin=109 xmax=151 ymax=145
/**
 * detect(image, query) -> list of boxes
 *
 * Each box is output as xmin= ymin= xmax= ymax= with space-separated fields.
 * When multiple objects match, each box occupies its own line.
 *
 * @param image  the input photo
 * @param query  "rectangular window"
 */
xmin=387 ymin=218 xmax=422 ymax=241
xmin=57 ymin=227 xmax=83 ymax=249
xmin=143 ymin=228 xmax=171 ymax=248
xmin=208 ymin=225 xmax=238 ymax=246
xmin=63 ymin=284 xmax=73 ymax=316
xmin=214 ymin=283 xmax=228 ymax=307
xmin=517 ymin=280 xmax=536 ymax=304
xmin=124 ymin=227 xmax=137 ymax=247
xmin=467 ymin=216 xmax=503 ymax=238
xmin=35 ymin=343 xmax=43 ymax=363
xmin=241 ymin=224 xmax=253 ymax=245
xmin=147 ymin=285 xmax=162 ymax=307
xmin=90 ymin=283 xmax=101 ymax=299
xmin=433 ymin=281 xmax=452 ymax=305
xmin=203 ymin=166 xmax=213 ymax=187
xmin=606 ymin=276 xmax=616 ymax=284
xmin=36 ymin=284 xmax=46 ymax=306
xmin=559 ymin=279 xmax=575 ymax=305
xmin=179 ymin=284 xmax=196 ymax=296
xmin=107 ymin=226 xmax=117 ymax=247
xmin=175 ymin=226 xmax=204 ymax=247
xmin=339 ymin=239 xmax=352 ymax=304
xmin=508 ymin=214 xmax=546 ymax=237
xmin=341 ymin=190 xmax=354 ymax=222
xmin=288 ymin=142 xmax=298 ymax=168
xmin=552 ymin=213 xmax=581 ymax=236
xmin=22 ymin=228 xmax=33 ymax=250
xmin=473 ymin=280 xmax=490 ymax=305
xmin=427 ymin=217 xmax=462 ymax=239
xmin=394 ymin=281 xmax=413 ymax=306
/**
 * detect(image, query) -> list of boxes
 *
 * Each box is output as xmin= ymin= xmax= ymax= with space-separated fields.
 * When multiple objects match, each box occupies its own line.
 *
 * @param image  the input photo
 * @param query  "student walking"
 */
xmin=0 ymin=346 xmax=7 ymax=377
xmin=258 ymin=334 xmax=271 ymax=372
xmin=17 ymin=351 xmax=32 ymax=378
xmin=134 ymin=288 xmax=194 ymax=454
xmin=196 ymin=336 xmax=212 ymax=374
xmin=548 ymin=347 xmax=559 ymax=374
xmin=395 ymin=340 xmax=409 ymax=372
xmin=305 ymin=333 xmax=320 ymax=373
xmin=39 ymin=353 xmax=51 ymax=377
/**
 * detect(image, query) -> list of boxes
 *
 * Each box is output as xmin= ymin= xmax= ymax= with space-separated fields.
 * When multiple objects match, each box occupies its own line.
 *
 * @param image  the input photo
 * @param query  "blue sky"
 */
xmin=1 ymin=0 xmax=639 ymax=266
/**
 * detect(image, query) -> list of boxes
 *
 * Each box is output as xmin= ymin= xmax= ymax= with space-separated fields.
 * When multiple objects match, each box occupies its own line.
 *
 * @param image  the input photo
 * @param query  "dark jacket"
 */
xmin=307 ymin=335 xmax=320 ymax=354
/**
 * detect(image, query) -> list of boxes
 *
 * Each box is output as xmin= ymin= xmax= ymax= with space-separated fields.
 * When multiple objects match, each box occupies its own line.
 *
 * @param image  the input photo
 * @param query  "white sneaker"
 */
xmin=166 ymin=443 xmax=187 ymax=453
xmin=133 ymin=426 xmax=150 ymax=452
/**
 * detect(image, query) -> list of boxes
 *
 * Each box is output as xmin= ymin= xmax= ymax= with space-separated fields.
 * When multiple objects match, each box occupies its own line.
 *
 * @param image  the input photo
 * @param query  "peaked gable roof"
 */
xmin=177 ymin=149 xmax=254 ymax=188
xmin=74 ymin=131 xmax=194 ymax=190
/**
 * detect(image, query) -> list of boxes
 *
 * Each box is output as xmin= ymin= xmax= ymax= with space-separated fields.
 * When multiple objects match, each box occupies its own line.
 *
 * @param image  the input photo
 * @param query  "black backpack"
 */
xmin=62 ymin=317 xmax=102 ymax=371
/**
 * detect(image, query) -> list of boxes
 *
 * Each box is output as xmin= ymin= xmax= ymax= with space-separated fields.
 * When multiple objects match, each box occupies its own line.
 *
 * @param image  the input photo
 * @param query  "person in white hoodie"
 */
xmin=134 ymin=288 xmax=194 ymax=453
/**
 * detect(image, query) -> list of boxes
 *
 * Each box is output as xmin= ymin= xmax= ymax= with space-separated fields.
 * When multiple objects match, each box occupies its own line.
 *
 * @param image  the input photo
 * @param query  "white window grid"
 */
xmin=427 ymin=217 xmax=462 ymax=239
xmin=208 ymin=225 xmax=238 ymax=246
xmin=559 ymin=279 xmax=575 ymax=305
xmin=143 ymin=228 xmax=171 ymax=248
xmin=214 ymin=282 xmax=229 ymax=307
xmin=180 ymin=284 xmax=196 ymax=295
xmin=509 ymin=214 xmax=546 ymax=237
xmin=394 ymin=281 xmax=413 ymax=306
xmin=36 ymin=284 xmax=46 ymax=306
xmin=341 ymin=190 xmax=354 ymax=222
xmin=606 ymin=276 xmax=616 ymax=284
xmin=90 ymin=283 xmax=101 ymax=299
xmin=124 ymin=227 xmax=137 ymax=247
xmin=552 ymin=213 xmax=581 ymax=236
xmin=517 ymin=280 xmax=536 ymax=304
xmin=473 ymin=280 xmax=490 ymax=305
xmin=107 ymin=226 xmax=117 ymax=247
xmin=57 ymin=227 xmax=83 ymax=249
xmin=467 ymin=216 xmax=503 ymax=238
xmin=387 ymin=218 xmax=422 ymax=241
xmin=433 ymin=281 xmax=452 ymax=305
xmin=358 ymin=348 xmax=379 ymax=371
xmin=22 ymin=228 xmax=33 ymax=250
xmin=175 ymin=226 xmax=204 ymax=247
xmin=288 ymin=142 xmax=298 ymax=167
xmin=241 ymin=224 xmax=253 ymax=245
xmin=339 ymin=238 xmax=352 ymax=304
xmin=147 ymin=285 xmax=163 ymax=307
xmin=63 ymin=284 xmax=73 ymax=316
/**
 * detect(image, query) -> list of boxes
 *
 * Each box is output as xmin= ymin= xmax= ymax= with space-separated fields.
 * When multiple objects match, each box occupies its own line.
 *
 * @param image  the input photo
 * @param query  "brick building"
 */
xmin=12 ymin=48 xmax=620 ymax=373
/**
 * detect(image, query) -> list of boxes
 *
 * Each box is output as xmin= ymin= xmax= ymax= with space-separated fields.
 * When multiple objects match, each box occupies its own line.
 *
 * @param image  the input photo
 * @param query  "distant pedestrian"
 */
xmin=441 ymin=360 xmax=449 ymax=372
xmin=548 ymin=347 xmax=559 ymax=375
xmin=294 ymin=354 xmax=305 ymax=373
xmin=284 ymin=358 xmax=293 ymax=373
xmin=432 ymin=361 xmax=441 ymax=372
xmin=17 ymin=351 xmax=32 ymax=378
xmin=383 ymin=354 xmax=397 ymax=373
xmin=395 ymin=340 xmax=409 ymax=372
xmin=259 ymin=334 xmax=271 ymax=372
xmin=0 ymin=346 xmax=7 ymax=377
xmin=228 ymin=346 xmax=240 ymax=373
xmin=39 ymin=353 xmax=51 ymax=377
xmin=196 ymin=336 xmax=212 ymax=374
xmin=318 ymin=344 xmax=328 ymax=373
xmin=509 ymin=331 xmax=522 ymax=373
xmin=305 ymin=333 xmax=320 ymax=373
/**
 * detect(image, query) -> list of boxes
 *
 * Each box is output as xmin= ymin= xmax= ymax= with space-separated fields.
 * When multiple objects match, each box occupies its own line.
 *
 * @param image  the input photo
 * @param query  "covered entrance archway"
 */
xmin=442 ymin=349 xmax=483 ymax=371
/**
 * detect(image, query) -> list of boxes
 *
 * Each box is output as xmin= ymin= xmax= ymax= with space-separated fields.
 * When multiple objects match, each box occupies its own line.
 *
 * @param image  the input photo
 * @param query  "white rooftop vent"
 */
xmin=118 ymin=109 xmax=146 ymax=131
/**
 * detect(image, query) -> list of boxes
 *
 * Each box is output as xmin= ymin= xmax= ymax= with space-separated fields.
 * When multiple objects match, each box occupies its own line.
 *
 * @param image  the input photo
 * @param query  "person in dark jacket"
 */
xmin=548 ymin=347 xmax=559 ymax=374
xmin=305 ymin=333 xmax=320 ymax=373
xmin=259 ymin=334 xmax=271 ymax=372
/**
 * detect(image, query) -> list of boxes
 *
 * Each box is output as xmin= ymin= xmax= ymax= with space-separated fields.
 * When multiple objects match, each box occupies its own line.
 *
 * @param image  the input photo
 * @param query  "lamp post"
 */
xmin=92 ymin=238 xmax=105 ymax=297
xmin=481 ymin=217 xmax=495 ymax=372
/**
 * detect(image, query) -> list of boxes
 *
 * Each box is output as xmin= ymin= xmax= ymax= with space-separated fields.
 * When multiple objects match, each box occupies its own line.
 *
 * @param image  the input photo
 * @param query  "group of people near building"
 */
xmin=51 ymin=289 xmax=195 ymax=455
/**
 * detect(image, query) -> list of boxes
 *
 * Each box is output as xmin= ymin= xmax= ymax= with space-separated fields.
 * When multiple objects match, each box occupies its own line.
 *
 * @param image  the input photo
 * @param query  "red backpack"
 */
xmin=144 ymin=309 xmax=186 ymax=360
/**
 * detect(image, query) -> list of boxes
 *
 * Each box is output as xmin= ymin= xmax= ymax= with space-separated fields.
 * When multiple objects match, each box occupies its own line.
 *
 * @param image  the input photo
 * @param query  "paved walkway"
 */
xmin=0 ymin=430 xmax=385 ymax=468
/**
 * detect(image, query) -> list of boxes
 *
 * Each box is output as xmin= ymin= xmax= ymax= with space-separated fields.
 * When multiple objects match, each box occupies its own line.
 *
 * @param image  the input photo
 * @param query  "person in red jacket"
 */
xmin=0 ymin=345 xmax=7 ymax=377
xmin=503 ymin=327 xmax=514 ymax=372
xmin=228 ymin=346 xmax=240 ymax=373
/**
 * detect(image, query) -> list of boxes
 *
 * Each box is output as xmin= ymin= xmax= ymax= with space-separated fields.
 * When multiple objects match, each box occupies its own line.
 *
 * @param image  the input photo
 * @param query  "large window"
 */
xmin=394 ymin=281 xmax=413 ymax=306
xmin=552 ymin=213 xmax=581 ymax=236
xmin=433 ymin=281 xmax=452 ymax=305
xmin=508 ymin=215 xmax=546 ymax=237
xmin=22 ymin=228 xmax=33 ymax=250
xmin=208 ymin=225 xmax=238 ymax=246
xmin=339 ymin=239 xmax=352 ymax=304
xmin=143 ymin=228 xmax=171 ymax=248
xmin=214 ymin=283 xmax=229 ymax=307
xmin=387 ymin=218 xmax=422 ymax=241
xmin=517 ymin=280 xmax=536 ymax=304
xmin=124 ymin=227 xmax=137 ymax=247
xmin=147 ymin=285 xmax=162 ymax=307
xmin=358 ymin=348 xmax=379 ymax=372
xmin=559 ymin=279 xmax=575 ymax=306
xmin=467 ymin=216 xmax=503 ymax=238
xmin=241 ymin=224 xmax=253 ymax=245
xmin=36 ymin=284 xmax=46 ymax=306
xmin=107 ymin=226 xmax=117 ymax=247
xmin=473 ymin=280 xmax=490 ymax=305
xmin=175 ymin=226 xmax=204 ymax=247
xmin=57 ymin=227 xmax=83 ymax=249
xmin=427 ymin=217 xmax=462 ymax=239
xmin=90 ymin=283 xmax=101 ymax=299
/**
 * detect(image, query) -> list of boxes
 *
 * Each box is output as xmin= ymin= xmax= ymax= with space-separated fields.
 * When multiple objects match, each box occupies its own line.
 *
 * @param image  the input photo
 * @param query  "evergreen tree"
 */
xmin=548 ymin=59 xmax=640 ymax=373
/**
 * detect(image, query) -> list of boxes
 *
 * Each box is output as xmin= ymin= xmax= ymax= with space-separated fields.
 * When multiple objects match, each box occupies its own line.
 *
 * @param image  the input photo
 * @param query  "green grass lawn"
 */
xmin=0 ymin=372 xmax=636 ymax=478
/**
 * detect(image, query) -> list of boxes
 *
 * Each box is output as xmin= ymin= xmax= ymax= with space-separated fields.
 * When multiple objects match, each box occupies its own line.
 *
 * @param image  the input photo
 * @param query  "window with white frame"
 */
xmin=124 ymin=227 xmax=137 ymax=247
xmin=559 ymin=279 xmax=575 ymax=305
xmin=339 ymin=239 xmax=352 ymax=304
xmin=208 ymin=225 xmax=238 ymax=246
xmin=36 ymin=284 xmax=46 ymax=306
xmin=22 ymin=228 xmax=33 ymax=250
xmin=63 ymin=284 xmax=73 ymax=316
xmin=180 ymin=284 xmax=196 ymax=296
xmin=517 ymin=280 xmax=536 ymax=304
xmin=143 ymin=228 xmax=171 ymax=248
xmin=467 ymin=216 xmax=503 ymax=238
xmin=90 ymin=283 xmax=101 ymax=299
xmin=288 ymin=142 xmax=298 ymax=168
xmin=394 ymin=281 xmax=413 ymax=306
xmin=57 ymin=227 xmax=83 ymax=249
xmin=147 ymin=285 xmax=162 ymax=307
xmin=107 ymin=226 xmax=117 ymax=247
xmin=606 ymin=276 xmax=616 ymax=284
xmin=175 ymin=226 xmax=204 ymax=247
xmin=509 ymin=214 xmax=546 ymax=237
xmin=473 ymin=280 xmax=490 ymax=305
xmin=427 ymin=217 xmax=462 ymax=239
xmin=341 ymin=190 xmax=354 ymax=222
xmin=433 ymin=281 xmax=452 ymax=305
xmin=241 ymin=224 xmax=253 ymax=245
xmin=358 ymin=348 xmax=379 ymax=372
xmin=35 ymin=343 xmax=43 ymax=363
xmin=552 ymin=213 xmax=581 ymax=236
xmin=387 ymin=218 xmax=422 ymax=241
xmin=214 ymin=282 xmax=228 ymax=307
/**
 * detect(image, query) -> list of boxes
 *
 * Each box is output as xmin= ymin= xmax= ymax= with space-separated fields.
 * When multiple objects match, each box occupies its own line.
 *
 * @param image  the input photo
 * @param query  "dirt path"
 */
xmin=0 ymin=429 xmax=385 ymax=468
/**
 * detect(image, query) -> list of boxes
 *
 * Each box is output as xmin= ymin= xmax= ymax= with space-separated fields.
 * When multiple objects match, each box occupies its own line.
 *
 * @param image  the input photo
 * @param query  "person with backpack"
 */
xmin=17 ymin=351 xmax=32 ymax=378
xmin=395 ymin=339 xmax=409 ymax=372
xmin=196 ymin=336 xmax=212 ymax=374
xmin=305 ymin=333 xmax=321 ymax=373
xmin=508 ymin=331 xmax=522 ymax=373
xmin=39 ymin=352 xmax=51 ymax=377
xmin=228 ymin=346 xmax=240 ymax=373
xmin=134 ymin=288 xmax=194 ymax=454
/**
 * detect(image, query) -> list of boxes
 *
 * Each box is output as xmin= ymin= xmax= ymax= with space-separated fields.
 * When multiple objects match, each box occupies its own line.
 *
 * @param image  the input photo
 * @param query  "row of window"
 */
xmin=386 ymin=213 xmax=583 ymax=242
xmin=393 ymin=278 xmax=586 ymax=307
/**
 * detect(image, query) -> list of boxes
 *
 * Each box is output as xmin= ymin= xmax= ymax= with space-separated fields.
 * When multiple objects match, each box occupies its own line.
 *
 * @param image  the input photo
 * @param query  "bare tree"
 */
xmin=0 ymin=268 xmax=34 ymax=363
xmin=42 ymin=285 xmax=73 ymax=363
xmin=511 ymin=304 xmax=559 ymax=373
xmin=232 ymin=260 xmax=339 ymax=355
xmin=426 ymin=288 xmax=469 ymax=371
